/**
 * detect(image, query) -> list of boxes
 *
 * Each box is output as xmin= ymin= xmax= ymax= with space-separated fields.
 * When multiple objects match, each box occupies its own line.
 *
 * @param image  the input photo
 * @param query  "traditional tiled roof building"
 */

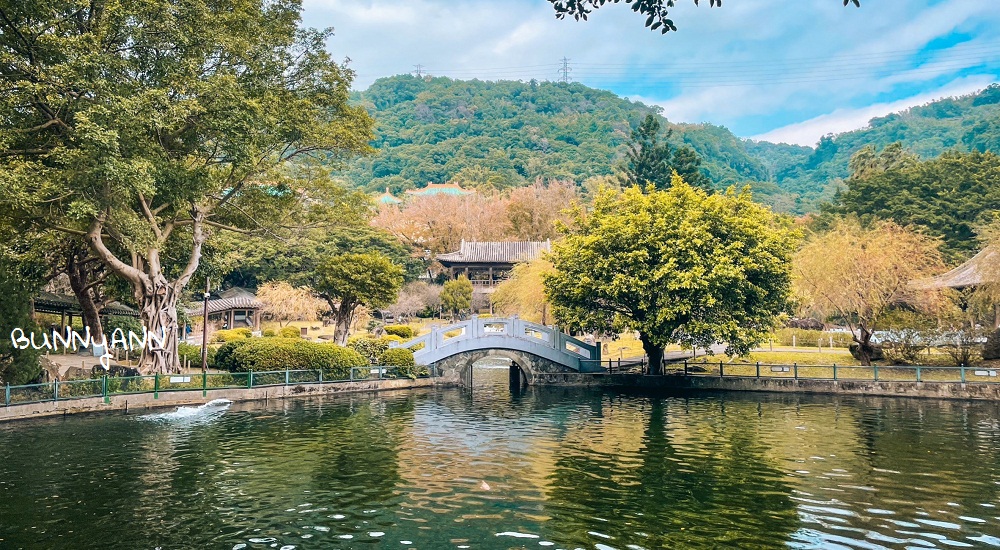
xmin=437 ymin=240 xmax=551 ymax=291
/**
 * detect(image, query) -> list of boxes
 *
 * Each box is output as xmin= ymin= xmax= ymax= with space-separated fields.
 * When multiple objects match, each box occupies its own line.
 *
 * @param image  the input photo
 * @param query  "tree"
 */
xmin=831 ymin=151 xmax=1000 ymax=259
xmin=491 ymin=258 xmax=555 ymax=324
xmin=793 ymin=218 xmax=945 ymax=365
xmin=388 ymin=282 xmax=442 ymax=321
xmin=545 ymin=177 xmax=798 ymax=373
xmin=618 ymin=114 xmax=711 ymax=192
xmin=0 ymin=233 xmax=44 ymax=385
xmin=505 ymin=180 xmax=578 ymax=241
xmin=257 ymin=281 xmax=326 ymax=327
xmin=0 ymin=0 xmax=374 ymax=372
xmin=547 ymin=0 xmax=857 ymax=34
xmin=441 ymin=276 xmax=473 ymax=319
xmin=314 ymin=252 xmax=404 ymax=345
xmin=373 ymin=193 xmax=512 ymax=254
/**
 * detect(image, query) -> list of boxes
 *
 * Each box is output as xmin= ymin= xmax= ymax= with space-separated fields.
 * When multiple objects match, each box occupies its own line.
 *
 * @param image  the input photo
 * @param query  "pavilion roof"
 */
xmin=184 ymin=287 xmax=264 ymax=316
xmin=916 ymin=247 xmax=1000 ymax=289
xmin=404 ymin=182 xmax=474 ymax=197
xmin=437 ymin=240 xmax=551 ymax=266
xmin=33 ymin=291 xmax=140 ymax=318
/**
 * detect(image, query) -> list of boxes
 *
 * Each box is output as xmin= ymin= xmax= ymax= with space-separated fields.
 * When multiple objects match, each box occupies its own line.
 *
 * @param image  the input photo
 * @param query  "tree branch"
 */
xmin=85 ymin=215 xmax=146 ymax=288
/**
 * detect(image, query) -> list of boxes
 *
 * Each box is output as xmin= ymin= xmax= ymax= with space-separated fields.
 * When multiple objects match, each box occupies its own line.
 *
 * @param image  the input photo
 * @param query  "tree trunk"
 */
xmin=855 ymin=326 xmax=875 ymax=366
xmin=640 ymin=332 xmax=664 ymax=375
xmin=136 ymin=276 xmax=182 ymax=374
xmin=324 ymin=296 xmax=354 ymax=346
xmin=65 ymin=250 xmax=104 ymax=338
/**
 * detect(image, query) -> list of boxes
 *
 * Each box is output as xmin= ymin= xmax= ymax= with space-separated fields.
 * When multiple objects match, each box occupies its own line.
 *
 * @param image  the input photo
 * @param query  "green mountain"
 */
xmin=343 ymin=75 xmax=1000 ymax=214
xmin=747 ymin=83 xmax=1000 ymax=210
xmin=344 ymin=75 xmax=778 ymax=202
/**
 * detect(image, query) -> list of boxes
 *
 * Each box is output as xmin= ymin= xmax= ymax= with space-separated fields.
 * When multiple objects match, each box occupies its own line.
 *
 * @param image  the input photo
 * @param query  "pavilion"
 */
xmin=437 ymin=240 xmax=551 ymax=291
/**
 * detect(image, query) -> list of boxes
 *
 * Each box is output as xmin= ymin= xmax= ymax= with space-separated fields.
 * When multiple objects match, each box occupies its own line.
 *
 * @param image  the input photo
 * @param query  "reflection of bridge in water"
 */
xmin=393 ymin=316 xmax=605 ymax=386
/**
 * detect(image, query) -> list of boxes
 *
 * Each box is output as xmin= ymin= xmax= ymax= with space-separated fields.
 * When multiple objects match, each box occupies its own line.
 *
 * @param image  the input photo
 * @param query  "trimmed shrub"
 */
xmin=348 ymin=336 xmax=389 ymax=363
xmin=379 ymin=348 xmax=415 ymax=367
xmin=278 ymin=326 xmax=301 ymax=338
xmin=214 ymin=340 xmax=251 ymax=372
xmin=223 ymin=338 xmax=367 ymax=379
xmin=383 ymin=325 xmax=414 ymax=339
xmin=263 ymin=329 xmax=277 ymax=337
xmin=178 ymin=342 xmax=216 ymax=369
xmin=213 ymin=328 xmax=251 ymax=343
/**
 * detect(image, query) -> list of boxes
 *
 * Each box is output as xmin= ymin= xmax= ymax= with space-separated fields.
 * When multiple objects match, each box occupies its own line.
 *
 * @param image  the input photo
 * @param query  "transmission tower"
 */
xmin=413 ymin=64 xmax=424 ymax=78
xmin=558 ymin=57 xmax=571 ymax=83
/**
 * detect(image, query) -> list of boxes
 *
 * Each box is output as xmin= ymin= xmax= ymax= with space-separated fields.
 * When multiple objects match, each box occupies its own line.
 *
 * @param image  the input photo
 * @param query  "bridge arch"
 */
xmin=393 ymin=316 xmax=605 ymax=386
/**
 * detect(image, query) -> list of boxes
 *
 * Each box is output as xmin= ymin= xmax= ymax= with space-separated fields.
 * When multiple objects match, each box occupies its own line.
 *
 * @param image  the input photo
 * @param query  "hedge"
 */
xmin=383 ymin=325 xmax=414 ymax=339
xmin=178 ymin=342 xmax=216 ymax=369
xmin=221 ymin=338 xmax=367 ymax=379
xmin=278 ymin=326 xmax=302 ymax=338
xmin=379 ymin=348 xmax=415 ymax=367
xmin=213 ymin=328 xmax=252 ymax=343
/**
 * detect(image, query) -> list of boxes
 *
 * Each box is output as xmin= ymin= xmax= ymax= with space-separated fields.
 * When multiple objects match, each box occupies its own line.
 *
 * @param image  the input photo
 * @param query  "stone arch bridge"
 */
xmin=392 ymin=316 xmax=604 ymax=386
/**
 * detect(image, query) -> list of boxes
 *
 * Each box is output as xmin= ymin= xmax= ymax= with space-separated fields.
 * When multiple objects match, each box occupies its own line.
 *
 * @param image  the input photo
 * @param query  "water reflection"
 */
xmin=3 ymin=387 xmax=1000 ymax=548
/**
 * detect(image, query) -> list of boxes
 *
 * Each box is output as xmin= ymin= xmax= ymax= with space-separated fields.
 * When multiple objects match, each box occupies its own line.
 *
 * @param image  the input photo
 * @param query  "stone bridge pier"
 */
xmin=432 ymin=348 xmax=578 ymax=387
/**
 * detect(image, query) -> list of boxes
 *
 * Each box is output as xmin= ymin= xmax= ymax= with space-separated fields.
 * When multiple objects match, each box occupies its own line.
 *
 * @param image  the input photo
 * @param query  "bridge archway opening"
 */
xmin=468 ymin=356 xmax=528 ymax=394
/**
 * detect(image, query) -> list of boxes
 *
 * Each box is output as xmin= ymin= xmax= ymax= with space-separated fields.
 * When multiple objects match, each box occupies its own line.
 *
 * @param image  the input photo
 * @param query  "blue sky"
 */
xmin=301 ymin=0 xmax=1000 ymax=146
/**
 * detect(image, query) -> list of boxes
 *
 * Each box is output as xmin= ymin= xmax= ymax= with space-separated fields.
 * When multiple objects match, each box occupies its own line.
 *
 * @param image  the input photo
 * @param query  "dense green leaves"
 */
xmin=315 ymin=252 xmax=405 ymax=344
xmin=544 ymin=177 xmax=798 ymax=372
xmin=618 ymin=114 xmax=711 ymax=191
xmin=440 ymin=276 xmax=473 ymax=317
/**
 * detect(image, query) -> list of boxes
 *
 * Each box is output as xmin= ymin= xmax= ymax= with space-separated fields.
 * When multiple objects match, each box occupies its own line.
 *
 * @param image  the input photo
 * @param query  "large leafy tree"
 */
xmin=544 ymin=177 xmax=798 ymax=373
xmin=314 ymin=252 xmax=404 ymax=345
xmin=0 ymin=0 xmax=373 ymax=372
xmin=794 ymin=218 xmax=945 ymax=365
xmin=547 ymin=0 xmax=858 ymax=34
xmin=830 ymin=150 xmax=1000 ymax=260
xmin=440 ymin=276 xmax=473 ymax=320
xmin=618 ymin=114 xmax=711 ymax=192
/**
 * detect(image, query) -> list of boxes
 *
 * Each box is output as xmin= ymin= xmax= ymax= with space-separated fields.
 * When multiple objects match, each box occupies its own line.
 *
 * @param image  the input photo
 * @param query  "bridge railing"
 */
xmin=392 ymin=316 xmax=601 ymax=364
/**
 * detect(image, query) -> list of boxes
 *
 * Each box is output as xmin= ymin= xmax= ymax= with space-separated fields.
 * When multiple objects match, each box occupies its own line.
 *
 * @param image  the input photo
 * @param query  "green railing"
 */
xmin=3 ymin=366 xmax=431 ymax=407
xmin=674 ymin=361 xmax=999 ymax=384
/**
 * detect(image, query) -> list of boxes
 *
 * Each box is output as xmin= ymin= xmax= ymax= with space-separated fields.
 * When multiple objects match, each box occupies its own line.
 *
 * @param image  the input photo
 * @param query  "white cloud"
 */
xmin=749 ymin=75 xmax=997 ymax=146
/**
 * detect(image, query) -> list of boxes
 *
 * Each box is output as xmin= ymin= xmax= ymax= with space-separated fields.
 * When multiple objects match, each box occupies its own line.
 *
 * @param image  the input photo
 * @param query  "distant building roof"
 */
xmin=33 ymin=291 xmax=140 ymax=318
xmin=404 ymin=182 xmax=474 ymax=197
xmin=377 ymin=187 xmax=402 ymax=205
xmin=917 ymin=247 xmax=1000 ymax=290
xmin=185 ymin=287 xmax=264 ymax=316
xmin=437 ymin=240 xmax=551 ymax=266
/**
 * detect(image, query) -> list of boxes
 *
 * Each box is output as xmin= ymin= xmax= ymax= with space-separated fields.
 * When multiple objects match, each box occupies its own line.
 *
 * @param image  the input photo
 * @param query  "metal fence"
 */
xmin=673 ymin=361 xmax=1000 ymax=384
xmin=3 ymin=366 xmax=431 ymax=407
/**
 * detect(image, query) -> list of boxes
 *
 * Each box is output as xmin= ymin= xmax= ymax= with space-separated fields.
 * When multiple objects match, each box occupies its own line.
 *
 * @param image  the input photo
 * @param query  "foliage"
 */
xmin=213 ymin=328 xmax=252 ymax=343
xmin=983 ymin=329 xmax=1000 ymax=361
xmin=383 ymin=325 xmax=415 ymax=339
xmin=441 ymin=276 xmax=474 ymax=317
xmin=257 ymin=281 xmax=325 ymax=326
xmin=0 ymin=253 xmax=43 ymax=386
xmin=388 ymin=282 xmax=442 ymax=320
xmin=830 ymin=150 xmax=1000 ymax=259
xmin=618 ymin=114 xmax=711 ymax=191
xmin=878 ymin=310 xmax=936 ymax=365
xmin=263 ymin=329 xmax=277 ymax=337
xmin=278 ymin=326 xmax=303 ymax=339
xmin=544 ymin=177 xmax=799 ymax=373
xmin=315 ymin=252 xmax=405 ymax=344
xmin=213 ymin=340 xmax=251 ymax=372
xmin=348 ymin=336 xmax=390 ymax=363
xmin=772 ymin=329 xmax=853 ymax=348
xmin=104 ymin=316 xmax=143 ymax=341
xmin=491 ymin=258 xmax=555 ymax=324
xmin=939 ymin=329 xmax=985 ymax=368
xmin=177 ymin=342 xmax=216 ymax=369
xmin=794 ymin=218 xmax=946 ymax=365
xmin=222 ymin=338 xmax=367 ymax=379
xmin=0 ymin=0 xmax=374 ymax=373
xmin=379 ymin=348 xmax=416 ymax=368
xmin=349 ymin=76 xmax=775 ymax=204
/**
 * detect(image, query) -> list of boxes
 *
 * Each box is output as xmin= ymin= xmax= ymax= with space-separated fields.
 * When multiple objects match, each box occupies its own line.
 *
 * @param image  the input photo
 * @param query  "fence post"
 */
xmin=54 ymin=379 xmax=59 ymax=401
xmin=915 ymin=366 xmax=921 ymax=383
xmin=873 ymin=365 xmax=879 ymax=382
xmin=720 ymin=361 xmax=724 ymax=378
xmin=103 ymin=376 xmax=109 ymax=404
xmin=4 ymin=383 xmax=9 ymax=406
xmin=683 ymin=360 xmax=688 ymax=376
xmin=319 ymin=369 xmax=323 ymax=384
xmin=961 ymin=365 xmax=966 ymax=384
xmin=153 ymin=374 xmax=159 ymax=399
xmin=833 ymin=363 xmax=837 ymax=381
xmin=350 ymin=367 xmax=355 ymax=382
xmin=202 ymin=371 xmax=208 ymax=397
xmin=793 ymin=363 xmax=798 ymax=380
xmin=247 ymin=371 xmax=253 ymax=389
xmin=756 ymin=362 xmax=760 ymax=378
xmin=285 ymin=368 xmax=290 ymax=386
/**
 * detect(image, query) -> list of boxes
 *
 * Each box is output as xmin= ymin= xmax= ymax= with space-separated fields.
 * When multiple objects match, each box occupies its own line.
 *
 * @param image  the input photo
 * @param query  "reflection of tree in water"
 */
xmin=544 ymin=398 xmax=798 ymax=549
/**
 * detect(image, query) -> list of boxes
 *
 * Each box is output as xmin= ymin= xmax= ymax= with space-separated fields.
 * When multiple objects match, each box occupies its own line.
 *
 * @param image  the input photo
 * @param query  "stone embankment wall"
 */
xmin=529 ymin=372 xmax=1000 ymax=401
xmin=0 ymin=377 xmax=433 ymax=422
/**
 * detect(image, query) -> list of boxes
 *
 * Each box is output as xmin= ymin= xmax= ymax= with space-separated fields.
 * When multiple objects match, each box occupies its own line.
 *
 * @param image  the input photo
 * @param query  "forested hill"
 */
xmin=343 ymin=75 xmax=1000 ymax=214
xmin=748 ymin=83 xmax=1000 ymax=210
xmin=343 ymin=75 xmax=779 ymax=203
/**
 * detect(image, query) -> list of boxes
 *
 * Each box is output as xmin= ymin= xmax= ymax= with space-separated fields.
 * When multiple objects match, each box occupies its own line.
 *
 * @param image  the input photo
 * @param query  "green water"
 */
xmin=4 ymin=368 xmax=1000 ymax=549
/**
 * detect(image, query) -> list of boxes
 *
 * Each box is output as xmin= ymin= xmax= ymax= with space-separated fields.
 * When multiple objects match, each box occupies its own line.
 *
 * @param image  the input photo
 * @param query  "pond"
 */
xmin=3 ymin=367 xmax=1000 ymax=549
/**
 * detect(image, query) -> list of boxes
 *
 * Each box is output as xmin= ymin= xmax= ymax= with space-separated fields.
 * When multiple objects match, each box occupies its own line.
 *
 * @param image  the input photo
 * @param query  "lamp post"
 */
xmin=200 ymin=277 xmax=210 ymax=373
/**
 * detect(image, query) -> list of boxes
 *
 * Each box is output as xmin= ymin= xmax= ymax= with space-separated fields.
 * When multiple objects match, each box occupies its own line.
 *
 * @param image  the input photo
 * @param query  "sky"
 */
xmin=301 ymin=0 xmax=1000 ymax=147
